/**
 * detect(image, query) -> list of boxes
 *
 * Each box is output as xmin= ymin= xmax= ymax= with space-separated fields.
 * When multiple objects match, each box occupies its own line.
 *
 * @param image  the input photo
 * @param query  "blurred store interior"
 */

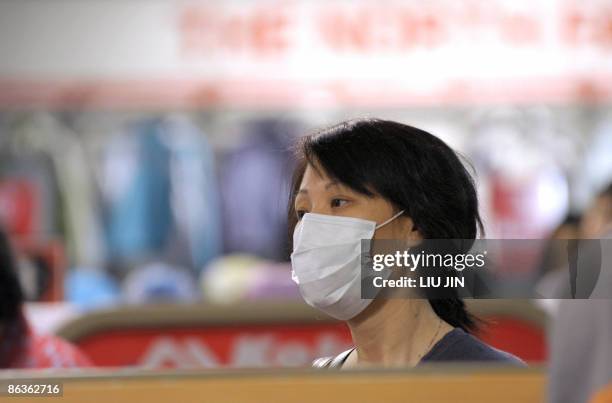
xmin=0 ymin=1 xmax=611 ymax=402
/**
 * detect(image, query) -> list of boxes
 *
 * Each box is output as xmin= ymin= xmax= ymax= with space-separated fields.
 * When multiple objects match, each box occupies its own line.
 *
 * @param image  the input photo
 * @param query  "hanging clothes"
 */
xmin=99 ymin=116 xmax=221 ymax=271
xmin=162 ymin=115 xmax=222 ymax=270
xmin=100 ymin=119 xmax=173 ymax=264
xmin=0 ymin=113 xmax=105 ymax=268
xmin=218 ymin=119 xmax=299 ymax=261
xmin=467 ymin=108 xmax=570 ymax=240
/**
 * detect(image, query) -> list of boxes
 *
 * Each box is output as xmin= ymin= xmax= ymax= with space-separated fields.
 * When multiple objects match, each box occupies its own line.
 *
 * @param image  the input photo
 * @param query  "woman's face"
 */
xmin=294 ymin=163 xmax=419 ymax=241
xmin=581 ymin=195 xmax=612 ymax=238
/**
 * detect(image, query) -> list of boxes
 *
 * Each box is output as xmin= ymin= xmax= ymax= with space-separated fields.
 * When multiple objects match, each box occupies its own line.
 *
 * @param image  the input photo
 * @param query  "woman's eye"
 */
xmin=331 ymin=198 xmax=349 ymax=208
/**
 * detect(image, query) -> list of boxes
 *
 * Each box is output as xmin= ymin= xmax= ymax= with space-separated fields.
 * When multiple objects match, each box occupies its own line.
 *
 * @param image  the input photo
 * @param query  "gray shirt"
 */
xmin=548 ymin=234 xmax=612 ymax=403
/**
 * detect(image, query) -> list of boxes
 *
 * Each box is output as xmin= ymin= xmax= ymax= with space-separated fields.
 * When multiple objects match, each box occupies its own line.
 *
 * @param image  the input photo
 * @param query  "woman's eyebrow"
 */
xmin=324 ymin=181 xmax=340 ymax=190
xmin=298 ymin=181 xmax=340 ymax=194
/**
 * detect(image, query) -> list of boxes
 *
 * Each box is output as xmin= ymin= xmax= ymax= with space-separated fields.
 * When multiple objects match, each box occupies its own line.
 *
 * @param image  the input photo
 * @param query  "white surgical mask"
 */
xmin=290 ymin=210 xmax=405 ymax=320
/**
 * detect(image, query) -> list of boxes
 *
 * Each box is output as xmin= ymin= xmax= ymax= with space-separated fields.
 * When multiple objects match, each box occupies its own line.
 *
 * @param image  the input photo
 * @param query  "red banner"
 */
xmin=72 ymin=317 xmax=545 ymax=368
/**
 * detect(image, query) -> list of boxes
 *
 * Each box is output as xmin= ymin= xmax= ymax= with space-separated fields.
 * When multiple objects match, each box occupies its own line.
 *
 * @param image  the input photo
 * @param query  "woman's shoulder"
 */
xmin=421 ymin=328 xmax=526 ymax=366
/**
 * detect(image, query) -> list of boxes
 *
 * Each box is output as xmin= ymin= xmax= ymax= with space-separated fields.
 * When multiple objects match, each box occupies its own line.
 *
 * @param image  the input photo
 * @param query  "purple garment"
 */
xmin=219 ymin=120 xmax=298 ymax=261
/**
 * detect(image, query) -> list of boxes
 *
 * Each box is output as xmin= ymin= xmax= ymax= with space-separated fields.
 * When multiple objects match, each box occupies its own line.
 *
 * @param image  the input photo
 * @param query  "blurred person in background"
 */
xmin=0 ymin=228 xmax=91 ymax=369
xmin=581 ymin=183 xmax=612 ymax=239
xmin=537 ymin=184 xmax=612 ymax=300
xmin=536 ymin=213 xmax=582 ymax=302
xmin=538 ymin=213 xmax=582 ymax=275
xmin=289 ymin=119 xmax=523 ymax=368
xmin=548 ymin=182 xmax=612 ymax=403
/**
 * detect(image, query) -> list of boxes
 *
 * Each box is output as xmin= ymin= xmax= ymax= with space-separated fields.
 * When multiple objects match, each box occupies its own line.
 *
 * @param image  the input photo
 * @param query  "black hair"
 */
xmin=0 ymin=228 xmax=23 ymax=323
xmin=288 ymin=118 xmax=483 ymax=332
xmin=599 ymin=182 xmax=612 ymax=199
xmin=559 ymin=213 xmax=582 ymax=228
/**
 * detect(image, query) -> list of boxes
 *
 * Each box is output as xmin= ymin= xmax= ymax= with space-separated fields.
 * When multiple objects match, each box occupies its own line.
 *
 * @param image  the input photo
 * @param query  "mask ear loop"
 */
xmin=375 ymin=210 xmax=405 ymax=230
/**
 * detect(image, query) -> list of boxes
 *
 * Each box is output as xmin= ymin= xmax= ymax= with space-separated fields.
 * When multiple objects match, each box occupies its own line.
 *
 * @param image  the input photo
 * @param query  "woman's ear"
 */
xmin=400 ymin=216 xmax=422 ymax=241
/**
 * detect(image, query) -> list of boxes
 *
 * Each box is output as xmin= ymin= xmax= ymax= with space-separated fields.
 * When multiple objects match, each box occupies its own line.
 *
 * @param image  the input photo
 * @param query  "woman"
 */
xmin=0 ymin=228 xmax=91 ymax=369
xmin=288 ymin=118 xmax=523 ymax=368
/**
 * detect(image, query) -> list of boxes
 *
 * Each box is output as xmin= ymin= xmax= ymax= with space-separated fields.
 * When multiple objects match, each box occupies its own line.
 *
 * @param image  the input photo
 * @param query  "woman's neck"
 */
xmin=344 ymin=299 xmax=453 ymax=368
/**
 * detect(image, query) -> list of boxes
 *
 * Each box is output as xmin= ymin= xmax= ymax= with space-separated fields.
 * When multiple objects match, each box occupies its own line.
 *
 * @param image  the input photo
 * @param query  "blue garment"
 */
xmin=102 ymin=117 xmax=221 ymax=270
xmin=162 ymin=116 xmax=222 ymax=269
xmin=103 ymin=120 xmax=173 ymax=262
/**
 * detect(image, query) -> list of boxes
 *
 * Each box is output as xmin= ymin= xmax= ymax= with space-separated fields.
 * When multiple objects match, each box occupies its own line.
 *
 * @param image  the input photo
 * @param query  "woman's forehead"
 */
xmin=300 ymin=165 xmax=346 ymax=191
